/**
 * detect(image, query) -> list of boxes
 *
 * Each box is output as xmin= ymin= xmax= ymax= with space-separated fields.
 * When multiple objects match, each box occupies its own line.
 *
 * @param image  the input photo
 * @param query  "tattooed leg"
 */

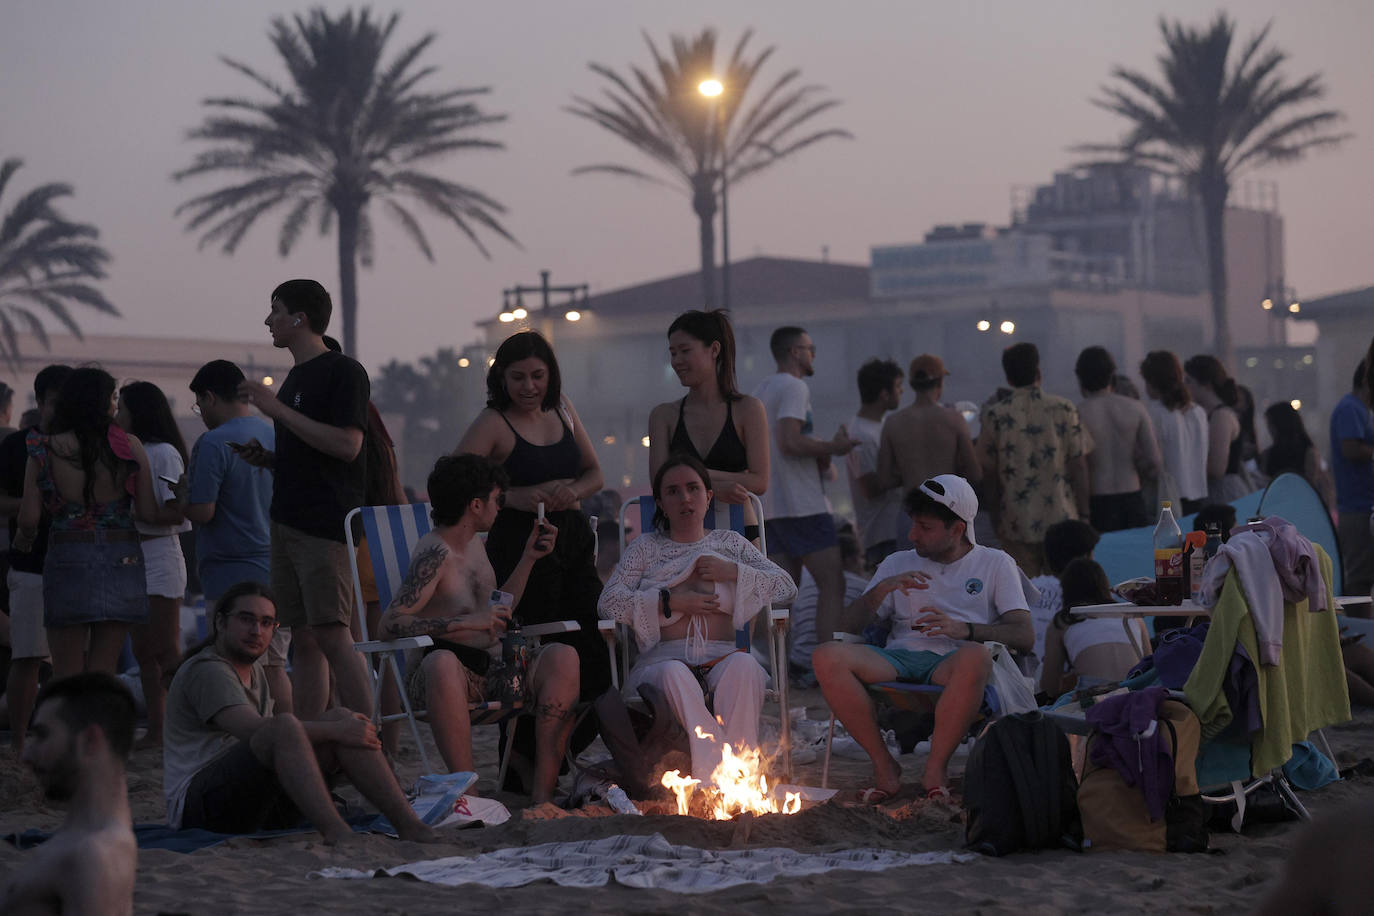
xmin=529 ymin=644 xmax=581 ymax=803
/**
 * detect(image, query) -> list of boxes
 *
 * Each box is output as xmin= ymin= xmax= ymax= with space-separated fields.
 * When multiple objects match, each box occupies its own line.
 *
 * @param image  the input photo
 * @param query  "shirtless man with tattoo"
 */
xmin=379 ymin=454 xmax=580 ymax=803
xmin=2 ymin=673 xmax=138 ymax=916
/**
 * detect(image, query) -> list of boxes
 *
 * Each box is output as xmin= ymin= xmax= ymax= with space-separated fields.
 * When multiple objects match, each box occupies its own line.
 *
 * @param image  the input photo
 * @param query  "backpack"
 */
xmin=1077 ymin=699 xmax=1209 ymax=853
xmin=964 ymin=712 xmax=1082 ymax=856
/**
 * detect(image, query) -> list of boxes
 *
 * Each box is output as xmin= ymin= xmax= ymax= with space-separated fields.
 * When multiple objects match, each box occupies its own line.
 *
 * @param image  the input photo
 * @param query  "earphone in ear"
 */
xmin=293 ymin=319 xmax=301 ymax=327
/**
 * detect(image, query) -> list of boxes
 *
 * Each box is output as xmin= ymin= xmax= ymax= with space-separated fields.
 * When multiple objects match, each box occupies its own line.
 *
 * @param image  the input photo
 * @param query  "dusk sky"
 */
xmin=5 ymin=0 xmax=1370 ymax=374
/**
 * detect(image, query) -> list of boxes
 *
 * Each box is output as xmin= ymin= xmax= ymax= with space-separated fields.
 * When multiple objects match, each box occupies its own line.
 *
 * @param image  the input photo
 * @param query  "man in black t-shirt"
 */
xmin=235 ymin=280 xmax=372 ymax=720
xmin=0 ymin=364 xmax=71 ymax=752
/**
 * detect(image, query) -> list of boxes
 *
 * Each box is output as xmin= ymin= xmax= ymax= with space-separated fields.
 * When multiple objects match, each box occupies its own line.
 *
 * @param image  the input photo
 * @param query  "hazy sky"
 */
xmin=5 ymin=0 xmax=1370 ymax=374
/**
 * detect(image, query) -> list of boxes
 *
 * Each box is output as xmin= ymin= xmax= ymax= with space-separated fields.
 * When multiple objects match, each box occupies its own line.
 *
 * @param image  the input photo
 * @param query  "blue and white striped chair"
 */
xmin=346 ymin=503 xmax=579 ymax=784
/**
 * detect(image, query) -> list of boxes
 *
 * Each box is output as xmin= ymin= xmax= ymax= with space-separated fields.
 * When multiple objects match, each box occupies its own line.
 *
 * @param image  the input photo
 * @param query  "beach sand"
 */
xmin=4 ymin=686 xmax=1372 ymax=915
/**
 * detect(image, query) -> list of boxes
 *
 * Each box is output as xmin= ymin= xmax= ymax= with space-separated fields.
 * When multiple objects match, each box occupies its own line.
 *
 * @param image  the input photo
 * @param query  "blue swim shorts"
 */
xmin=869 ymin=646 xmax=950 ymax=684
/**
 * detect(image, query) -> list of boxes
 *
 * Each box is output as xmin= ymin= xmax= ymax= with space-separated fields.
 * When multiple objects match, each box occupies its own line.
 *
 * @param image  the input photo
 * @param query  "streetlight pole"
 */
xmin=498 ymin=269 xmax=589 ymax=343
xmin=699 ymin=78 xmax=730 ymax=311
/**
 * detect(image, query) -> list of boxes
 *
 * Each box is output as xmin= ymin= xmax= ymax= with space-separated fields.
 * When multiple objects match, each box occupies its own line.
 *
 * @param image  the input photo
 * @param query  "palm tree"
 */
xmin=567 ymin=28 xmax=851 ymax=308
xmin=1079 ymin=14 xmax=1347 ymax=366
xmin=373 ymin=346 xmax=474 ymax=484
xmin=174 ymin=7 xmax=515 ymax=357
xmin=0 ymin=158 xmax=117 ymax=365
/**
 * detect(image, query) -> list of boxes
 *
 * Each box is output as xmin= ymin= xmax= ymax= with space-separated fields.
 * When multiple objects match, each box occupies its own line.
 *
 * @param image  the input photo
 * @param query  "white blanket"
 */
xmin=315 ymin=832 xmax=974 ymax=893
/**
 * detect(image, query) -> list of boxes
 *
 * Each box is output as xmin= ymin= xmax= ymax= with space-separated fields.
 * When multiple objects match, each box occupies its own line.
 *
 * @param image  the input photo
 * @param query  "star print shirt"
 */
xmin=979 ymin=387 xmax=1087 ymax=543
xmin=867 ymin=545 xmax=1027 ymax=656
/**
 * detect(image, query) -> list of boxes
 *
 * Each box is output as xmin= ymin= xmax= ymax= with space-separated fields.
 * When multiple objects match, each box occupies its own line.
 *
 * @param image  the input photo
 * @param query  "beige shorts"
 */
xmin=270 ymin=522 xmax=355 ymax=629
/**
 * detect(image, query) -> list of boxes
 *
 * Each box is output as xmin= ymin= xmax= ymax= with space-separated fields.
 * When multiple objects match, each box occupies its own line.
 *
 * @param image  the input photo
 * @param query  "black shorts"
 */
xmin=180 ymin=740 xmax=303 ymax=834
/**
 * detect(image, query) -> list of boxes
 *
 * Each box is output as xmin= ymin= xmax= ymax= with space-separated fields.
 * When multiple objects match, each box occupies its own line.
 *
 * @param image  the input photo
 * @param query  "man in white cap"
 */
xmin=812 ymin=475 xmax=1032 ymax=804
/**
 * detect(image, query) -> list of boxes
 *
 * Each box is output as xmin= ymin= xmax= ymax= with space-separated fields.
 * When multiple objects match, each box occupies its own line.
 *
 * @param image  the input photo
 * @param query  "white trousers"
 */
xmin=631 ymin=650 xmax=766 ymax=778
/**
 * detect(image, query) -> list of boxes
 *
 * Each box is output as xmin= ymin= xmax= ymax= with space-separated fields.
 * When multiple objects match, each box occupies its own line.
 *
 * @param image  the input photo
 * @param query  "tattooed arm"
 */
xmin=378 ymin=536 xmax=484 ymax=640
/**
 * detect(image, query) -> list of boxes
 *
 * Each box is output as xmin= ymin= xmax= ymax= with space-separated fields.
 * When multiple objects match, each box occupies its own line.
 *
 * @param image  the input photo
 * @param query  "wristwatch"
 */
xmin=659 ymin=588 xmax=672 ymax=619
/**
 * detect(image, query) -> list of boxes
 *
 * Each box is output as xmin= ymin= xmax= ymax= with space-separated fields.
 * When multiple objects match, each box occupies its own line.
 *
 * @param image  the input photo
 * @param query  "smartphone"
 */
xmin=489 ymin=589 xmax=515 ymax=609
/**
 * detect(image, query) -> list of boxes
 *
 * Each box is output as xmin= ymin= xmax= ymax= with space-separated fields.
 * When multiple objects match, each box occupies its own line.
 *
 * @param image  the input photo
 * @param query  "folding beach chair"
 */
xmin=818 ymin=632 xmax=1003 ymax=788
xmin=346 ymin=503 xmax=580 ymax=784
xmin=604 ymin=493 xmax=794 ymax=779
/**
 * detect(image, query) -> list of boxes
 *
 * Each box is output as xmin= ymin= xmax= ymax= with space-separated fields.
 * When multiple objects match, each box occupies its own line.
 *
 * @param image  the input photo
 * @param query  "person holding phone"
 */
xmin=378 ymin=454 xmax=579 ymax=803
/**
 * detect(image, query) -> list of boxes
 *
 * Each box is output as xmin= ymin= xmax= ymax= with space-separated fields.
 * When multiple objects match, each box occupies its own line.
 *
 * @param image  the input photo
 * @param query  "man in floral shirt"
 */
xmin=978 ymin=343 xmax=1090 ymax=576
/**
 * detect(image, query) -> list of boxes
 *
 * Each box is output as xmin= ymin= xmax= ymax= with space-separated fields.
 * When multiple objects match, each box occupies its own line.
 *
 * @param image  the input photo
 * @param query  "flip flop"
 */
xmin=923 ymin=785 xmax=957 ymax=804
xmin=855 ymin=786 xmax=896 ymax=806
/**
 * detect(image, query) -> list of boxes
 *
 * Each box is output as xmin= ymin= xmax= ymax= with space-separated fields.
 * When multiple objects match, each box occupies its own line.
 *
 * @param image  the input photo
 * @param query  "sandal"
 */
xmin=854 ymin=786 xmax=896 ymax=806
xmin=923 ymin=785 xmax=957 ymax=804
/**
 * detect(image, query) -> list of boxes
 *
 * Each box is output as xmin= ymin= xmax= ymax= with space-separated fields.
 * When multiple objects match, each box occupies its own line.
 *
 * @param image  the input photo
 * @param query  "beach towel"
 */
xmin=1184 ymin=549 xmax=1350 ymax=777
xmin=314 ymin=832 xmax=975 ymax=893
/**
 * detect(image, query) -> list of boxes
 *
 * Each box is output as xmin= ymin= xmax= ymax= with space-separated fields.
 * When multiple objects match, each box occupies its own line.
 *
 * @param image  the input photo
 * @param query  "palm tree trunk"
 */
xmin=1199 ymin=171 xmax=1232 ymax=368
xmin=693 ymin=177 xmax=717 ymax=310
xmin=336 ymin=201 xmax=361 ymax=357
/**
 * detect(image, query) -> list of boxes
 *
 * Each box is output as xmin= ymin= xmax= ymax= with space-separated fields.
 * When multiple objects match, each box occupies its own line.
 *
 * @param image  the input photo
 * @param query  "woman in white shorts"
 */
xmin=118 ymin=381 xmax=191 ymax=746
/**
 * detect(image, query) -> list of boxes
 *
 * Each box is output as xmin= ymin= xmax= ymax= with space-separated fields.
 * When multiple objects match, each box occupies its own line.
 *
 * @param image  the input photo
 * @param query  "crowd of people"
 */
xmin=3 ymin=275 xmax=1372 ymax=910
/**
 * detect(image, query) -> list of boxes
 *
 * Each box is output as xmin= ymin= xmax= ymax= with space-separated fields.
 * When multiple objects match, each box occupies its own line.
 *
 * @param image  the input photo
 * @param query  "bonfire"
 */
xmin=660 ymin=726 xmax=802 ymax=820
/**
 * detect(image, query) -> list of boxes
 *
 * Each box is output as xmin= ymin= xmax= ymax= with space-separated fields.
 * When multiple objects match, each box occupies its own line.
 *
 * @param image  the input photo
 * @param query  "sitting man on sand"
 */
xmin=378 ymin=454 xmax=580 ymax=804
xmin=2 ymin=673 xmax=138 ymax=916
xmin=813 ymin=475 xmax=1032 ymax=804
xmin=163 ymin=581 xmax=438 ymax=843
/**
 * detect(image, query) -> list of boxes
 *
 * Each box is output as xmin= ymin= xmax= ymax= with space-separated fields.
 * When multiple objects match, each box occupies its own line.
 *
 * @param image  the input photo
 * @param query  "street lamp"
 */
xmin=499 ymin=270 xmax=590 ymax=341
xmin=698 ymin=77 xmax=730 ymax=311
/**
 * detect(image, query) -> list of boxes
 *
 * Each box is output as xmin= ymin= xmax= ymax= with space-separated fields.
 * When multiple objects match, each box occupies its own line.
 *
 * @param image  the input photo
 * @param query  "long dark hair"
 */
xmin=651 ymin=452 xmax=713 ymax=533
xmin=178 ymin=580 xmax=280 ymax=665
xmin=667 ymin=310 xmax=740 ymax=401
xmin=1139 ymin=351 xmax=1191 ymax=411
xmin=48 ymin=367 xmax=124 ymax=506
xmin=1262 ymin=402 xmax=1313 ymax=477
xmin=118 ymin=381 xmax=189 ymax=465
xmin=1183 ymin=354 xmax=1239 ymax=407
xmin=1054 ymin=558 xmax=1113 ymax=628
xmin=485 ymin=331 xmax=562 ymax=412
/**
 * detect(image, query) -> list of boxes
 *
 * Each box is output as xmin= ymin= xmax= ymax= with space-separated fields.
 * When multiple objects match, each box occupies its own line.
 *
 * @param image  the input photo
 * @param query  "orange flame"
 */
xmin=659 ymin=735 xmax=802 ymax=819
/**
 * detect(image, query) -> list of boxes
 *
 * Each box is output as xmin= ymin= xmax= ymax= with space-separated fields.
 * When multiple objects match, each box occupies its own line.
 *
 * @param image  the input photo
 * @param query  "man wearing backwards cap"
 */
xmin=812 ymin=474 xmax=1031 ymax=804
xmin=876 ymin=354 xmax=981 ymax=548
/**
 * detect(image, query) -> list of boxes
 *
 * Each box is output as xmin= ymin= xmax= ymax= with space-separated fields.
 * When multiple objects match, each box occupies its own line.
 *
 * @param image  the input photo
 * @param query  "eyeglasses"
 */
xmin=921 ymin=478 xmax=946 ymax=496
xmin=230 ymin=612 xmax=279 ymax=631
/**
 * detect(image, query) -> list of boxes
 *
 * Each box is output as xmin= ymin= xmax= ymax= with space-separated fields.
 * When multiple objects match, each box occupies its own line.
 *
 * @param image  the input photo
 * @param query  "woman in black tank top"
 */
xmin=454 ymin=330 xmax=610 ymax=787
xmin=647 ymin=310 xmax=770 ymax=522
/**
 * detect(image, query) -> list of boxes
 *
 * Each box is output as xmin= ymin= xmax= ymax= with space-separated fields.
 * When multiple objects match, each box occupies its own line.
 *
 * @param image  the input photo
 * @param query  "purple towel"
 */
xmin=1086 ymin=686 xmax=1174 ymax=821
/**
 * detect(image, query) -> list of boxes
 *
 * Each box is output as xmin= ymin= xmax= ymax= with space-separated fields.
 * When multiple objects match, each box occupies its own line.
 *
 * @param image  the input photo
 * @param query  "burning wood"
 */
xmin=658 ymin=726 xmax=802 ymax=820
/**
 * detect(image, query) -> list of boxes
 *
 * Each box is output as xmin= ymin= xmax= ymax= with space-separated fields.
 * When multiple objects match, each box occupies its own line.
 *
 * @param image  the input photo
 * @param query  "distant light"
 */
xmin=261 ymin=376 xmax=274 ymax=386
xmin=976 ymin=319 xmax=991 ymax=332
xmin=1302 ymin=354 xmax=1313 ymax=365
xmin=603 ymin=435 xmax=617 ymax=445
xmin=698 ymin=78 xmax=723 ymax=98
xmin=1288 ymin=301 xmax=1301 ymax=314
xmin=999 ymin=320 xmax=1015 ymax=334
xmin=565 ymin=310 xmax=582 ymax=322
xmin=512 ymin=307 xmax=528 ymax=320
xmin=1273 ymin=358 xmax=1285 ymax=369
xmin=1290 ymin=399 xmax=1302 ymax=410
xmin=487 ymin=357 xmax=495 ymax=367
xmin=1261 ymin=298 xmax=1273 ymax=310
xmin=458 ymin=357 xmax=470 ymax=368
xmin=622 ymin=474 xmax=632 ymax=488
xmin=641 ymin=436 xmax=651 ymax=448
xmin=499 ymin=312 xmax=515 ymax=323
xmin=1244 ymin=357 xmax=1259 ymax=368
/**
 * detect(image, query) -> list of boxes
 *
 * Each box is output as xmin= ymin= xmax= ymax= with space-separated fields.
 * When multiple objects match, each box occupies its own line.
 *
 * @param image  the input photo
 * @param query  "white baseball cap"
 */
xmin=917 ymin=475 xmax=978 ymax=546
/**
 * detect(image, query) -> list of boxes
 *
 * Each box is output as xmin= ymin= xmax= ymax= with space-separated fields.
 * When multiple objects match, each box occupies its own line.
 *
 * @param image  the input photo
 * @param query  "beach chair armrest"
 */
xmin=354 ymin=636 xmax=434 ymax=654
xmin=523 ymin=620 xmax=580 ymax=638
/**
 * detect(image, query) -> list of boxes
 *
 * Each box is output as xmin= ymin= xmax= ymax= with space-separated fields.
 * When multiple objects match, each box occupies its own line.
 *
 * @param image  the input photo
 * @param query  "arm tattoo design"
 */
xmin=391 ymin=543 xmax=448 ymax=609
xmin=533 ymin=700 xmax=576 ymax=722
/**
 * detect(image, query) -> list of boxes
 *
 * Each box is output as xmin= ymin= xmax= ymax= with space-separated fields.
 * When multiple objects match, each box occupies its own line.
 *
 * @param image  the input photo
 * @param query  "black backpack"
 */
xmin=964 ymin=712 xmax=1082 ymax=856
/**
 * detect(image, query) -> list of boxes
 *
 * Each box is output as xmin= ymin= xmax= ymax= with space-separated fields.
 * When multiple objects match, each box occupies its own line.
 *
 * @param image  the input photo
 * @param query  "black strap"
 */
xmin=993 ymin=719 xmax=1050 ymax=849
xmin=1035 ymin=715 xmax=1062 ymax=841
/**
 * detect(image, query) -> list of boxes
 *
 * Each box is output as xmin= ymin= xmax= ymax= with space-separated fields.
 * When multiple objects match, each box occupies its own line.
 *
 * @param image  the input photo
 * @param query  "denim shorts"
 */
xmin=43 ymin=533 xmax=149 ymax=627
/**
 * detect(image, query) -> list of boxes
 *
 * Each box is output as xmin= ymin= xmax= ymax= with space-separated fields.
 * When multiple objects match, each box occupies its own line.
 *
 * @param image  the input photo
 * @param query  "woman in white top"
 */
xmin=1139 ymin=351 xmax=1209 ymax=515
xmin=598 ymin=454 xmax=796 ymax=779
xmin=117 ymin=381 xmax=190 ymax=746
xmin=1039 ymin=558 xmax=1144 ymax=696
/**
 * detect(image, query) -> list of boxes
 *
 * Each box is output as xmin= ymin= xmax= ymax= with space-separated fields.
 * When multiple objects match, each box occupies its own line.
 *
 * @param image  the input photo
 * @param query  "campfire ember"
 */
xmin=658 ymin=726 xmax=802 ymax=820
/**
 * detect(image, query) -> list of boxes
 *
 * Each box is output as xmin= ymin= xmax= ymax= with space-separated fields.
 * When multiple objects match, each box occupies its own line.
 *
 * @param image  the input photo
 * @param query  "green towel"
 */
xmin=1183 ymin=544 xmax=1350 ymax=777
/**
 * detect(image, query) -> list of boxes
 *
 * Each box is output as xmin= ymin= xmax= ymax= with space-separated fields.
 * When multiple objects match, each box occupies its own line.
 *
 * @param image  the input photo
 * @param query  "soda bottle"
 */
xmin=1153 ymin=501 xmax=1184 ymax=605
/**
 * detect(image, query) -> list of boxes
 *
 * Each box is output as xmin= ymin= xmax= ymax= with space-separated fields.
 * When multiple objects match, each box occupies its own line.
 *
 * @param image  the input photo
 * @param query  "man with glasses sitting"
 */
xmin=162 ymin=581 xmax=438 ymax=842
xmin=812 ymin=475 xmax=1032 ymax=805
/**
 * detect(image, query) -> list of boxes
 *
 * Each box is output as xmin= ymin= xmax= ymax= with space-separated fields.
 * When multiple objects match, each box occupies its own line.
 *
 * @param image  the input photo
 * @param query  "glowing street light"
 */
xmin=511 ymin=307 xmax=528 ymax=320
xmin=999 ymin=320 xmax=1016 ymax=334
xmin=1288 ymin=301 xmax=1301 ymax=314
xmin=499 ymin=312 xmax=515 ymax=323
xmin=1290 ymin=399 xmax=1302 ymax=410
xmin=698 ymin=77 xmax=730 ymax=310
xmin=457 ymin=357 xmax=470 ymax=368
xmin=641 ymin=436 xmax=651 ymax=448
xmin=1261 ymin=298 xmax=1273 ymax=310
xmin=565 ymin=310 xmax=582 ymax=322
xmin=261 ymin=376 xmax=274 ymax=386
xmin=976 ymin=319 xmax=991 ymax=332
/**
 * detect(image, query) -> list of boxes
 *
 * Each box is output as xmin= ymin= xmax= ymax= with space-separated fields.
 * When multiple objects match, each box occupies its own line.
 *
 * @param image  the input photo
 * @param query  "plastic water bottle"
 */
xmin=605 ymin=784 xmax=641 ymax=816
xmin=1153 ymin=501 xmax=1184 ymax=606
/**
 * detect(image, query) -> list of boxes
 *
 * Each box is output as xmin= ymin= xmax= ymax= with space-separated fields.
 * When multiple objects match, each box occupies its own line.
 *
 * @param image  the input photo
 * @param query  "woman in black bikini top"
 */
xmin=647 ymin=310 xmax=770 ymax=512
